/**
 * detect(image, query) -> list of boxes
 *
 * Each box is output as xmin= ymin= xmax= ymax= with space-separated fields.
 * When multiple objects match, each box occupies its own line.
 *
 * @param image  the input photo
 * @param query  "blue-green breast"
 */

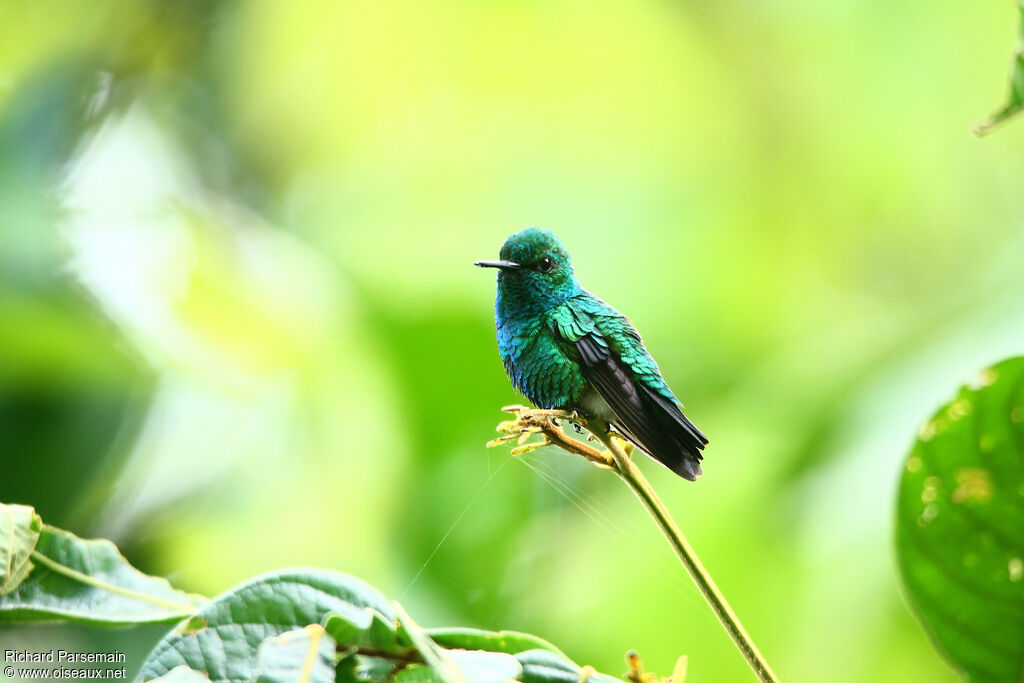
xmin=496 ymin=312 xmax=587 ymax=409
xmin=496 ymin=292 xmax=678 ymax=410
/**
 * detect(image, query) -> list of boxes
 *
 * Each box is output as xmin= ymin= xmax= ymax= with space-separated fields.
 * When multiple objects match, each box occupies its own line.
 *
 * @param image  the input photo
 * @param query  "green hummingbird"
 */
xmin=477 ymin=228 xmax=708 ymax=480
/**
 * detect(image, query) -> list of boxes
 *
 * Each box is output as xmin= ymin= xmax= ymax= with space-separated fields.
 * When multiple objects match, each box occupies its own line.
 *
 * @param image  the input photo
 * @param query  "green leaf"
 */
xmin=392 ymin=666 xmax=442 ymax=683
xmin=0 ymin=504 xmax=42 ymax=595
xmin=425 ymin=628 xmax=564 ymax=658
xmin=896 ymin=357 xmax=1024 ymax=682
xmin=335 ymin=651 xmax=362 ymax=683
xmin=393 ymin=603 xmax=461 ymax=683
xmin=389 ymin=654 xmax=522 ymax=683
xmin=0 ymin=520 xmax=205 ymax=624
xmin=137 ymin=568 xmax=623 ymax=683
xmin=256 ymin=625 xmax=337 ymax=683
xmin=329 ymin=619 xmax=527 ymax=683
xmin=323 ymin=608 xmax=399 ymax=653
xmin=146 ymin=666 xmax=213 ymax=683
xmin=139 ymin=569 xmax=393 ymax=683
xmin=976 ymin=0 xmax=1024 ymax=135
xmin=351 ymin=655 xmax=395 ymax=683
xmin=514 ymin=650 xmax=620 ymax=683
xmin=446 ymin=651 xmax=522 ymax=683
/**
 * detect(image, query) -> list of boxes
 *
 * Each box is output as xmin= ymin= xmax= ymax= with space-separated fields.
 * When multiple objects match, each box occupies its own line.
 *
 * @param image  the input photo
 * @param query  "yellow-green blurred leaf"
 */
xmin=975 ymin=1 xmax=1024 ymax=134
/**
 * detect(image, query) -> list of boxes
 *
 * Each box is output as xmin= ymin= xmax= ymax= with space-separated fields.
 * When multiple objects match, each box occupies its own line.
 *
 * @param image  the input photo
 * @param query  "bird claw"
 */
xmin=487 ymin=406 xmax=615 ymax=469
xmin=510 ymin=437 xmax=550 ymax=455
xmin=518 ymin=428 xmax=541 ymax=444
xmin=486 ymin=433 xmax=520 ymax=448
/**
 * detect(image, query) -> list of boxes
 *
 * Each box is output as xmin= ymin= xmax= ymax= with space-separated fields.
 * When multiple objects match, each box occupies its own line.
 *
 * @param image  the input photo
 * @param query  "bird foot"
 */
xmin=501 ymin=405 xmax=580 ymax=422
xmin=487 ymin=406 xmax=614 ymax=469
xmin=615 ymin=435 xmax=635 ymax=458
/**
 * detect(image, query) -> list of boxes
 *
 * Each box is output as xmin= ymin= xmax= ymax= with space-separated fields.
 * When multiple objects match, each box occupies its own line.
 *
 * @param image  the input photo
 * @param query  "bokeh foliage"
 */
xmin=3 ymin=1 xmax=1024 ymax=681
xmin=977 ymin=0 xmax=1024 ymax=134
xmin=897 ymin=358 xmax=1024 ymax=682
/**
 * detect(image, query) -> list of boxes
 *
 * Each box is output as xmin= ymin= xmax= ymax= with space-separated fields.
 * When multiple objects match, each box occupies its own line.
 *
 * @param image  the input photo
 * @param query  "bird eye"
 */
xmin=537 ymin=256 xmax=554 ymax=273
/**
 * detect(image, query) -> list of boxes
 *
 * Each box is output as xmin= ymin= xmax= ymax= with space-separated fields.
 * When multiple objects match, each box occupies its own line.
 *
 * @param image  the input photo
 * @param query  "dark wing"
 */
xmin=576 ymin=333 xmax=707 ymax=481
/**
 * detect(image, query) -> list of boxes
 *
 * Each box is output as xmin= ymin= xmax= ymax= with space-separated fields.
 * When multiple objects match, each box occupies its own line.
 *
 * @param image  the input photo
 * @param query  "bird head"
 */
xmin=476 ymin=228 xmax=578 ymax=313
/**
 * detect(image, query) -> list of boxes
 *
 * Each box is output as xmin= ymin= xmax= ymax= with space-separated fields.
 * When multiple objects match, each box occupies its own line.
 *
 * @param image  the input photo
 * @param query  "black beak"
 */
xmin=474 ymin=260 xmax=521 ymax=270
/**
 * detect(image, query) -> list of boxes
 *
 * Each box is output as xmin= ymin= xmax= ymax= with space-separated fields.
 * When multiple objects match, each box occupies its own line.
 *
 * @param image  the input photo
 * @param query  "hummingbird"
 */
xmin=476 ymin=228 xmax=708 ymax=480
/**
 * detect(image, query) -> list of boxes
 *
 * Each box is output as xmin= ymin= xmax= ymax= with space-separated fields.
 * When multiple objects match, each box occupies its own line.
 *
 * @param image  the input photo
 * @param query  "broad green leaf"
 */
xmin=139 ymin=569 xmax=393 ymax=683
xmin=0 ymin=521 xmax=205 ymax=624
xmin=426 ymin=628 xmax=564 ymax=658
xmin=351 ymin=655 xmax=395 ymax=683
xmin=324 ymin=608 xmax=399 ymax=653
xmin=976 ymin=0 xmax=1024 ymax=134
xmin=138 ymin=568 xmax=623 ymax=683
xmin=446 ymin=651 xmax=522 ymax=683
xmin=514 ymin=650 xmax=620 ymax=683
xmin=147 ymin=666 xmax=212 ymax=683
xmin=896 ymin=357 xmax=1024 ymax=682
xmin=354 ymin=655 xmax=397 ymax=683
xmin=335 ymin=651 xmax=363 ymax=683
xmin=392 ymin=666 xmax=443 ymax=683
xmin=256 ymin=625 xmax=337 ymax=683
xmin=334 ymin=619 xmax=525 ymax=683
xmin=390 ymin=653 xmax=522 ymax=683
xmin=393 ymin=603 xmax=461 ymax=683
xmin=0 ymin=504 xmax=42 ymax=595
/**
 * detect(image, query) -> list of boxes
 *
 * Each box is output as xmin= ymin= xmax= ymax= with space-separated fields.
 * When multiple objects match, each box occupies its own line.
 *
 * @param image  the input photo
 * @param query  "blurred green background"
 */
xmin=3 ymin=1 xmax=1024 ymax=681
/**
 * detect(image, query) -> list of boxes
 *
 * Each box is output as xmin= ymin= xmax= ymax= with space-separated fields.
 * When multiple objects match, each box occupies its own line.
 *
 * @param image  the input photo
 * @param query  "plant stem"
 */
xmin=490 ymin=408 xmax=778 ymax=681
xmin=595 ymin=433 xmax=778 ymax=683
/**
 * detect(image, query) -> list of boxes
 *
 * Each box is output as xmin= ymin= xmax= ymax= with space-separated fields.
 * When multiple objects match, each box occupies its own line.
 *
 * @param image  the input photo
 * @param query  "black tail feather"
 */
xmin=612 ymin=385 xmax=706 ymax=481
xmin=637 ymin=383 xmax=707 ymax=479
xmin=574 ymin=334 xmax=708 ymax=481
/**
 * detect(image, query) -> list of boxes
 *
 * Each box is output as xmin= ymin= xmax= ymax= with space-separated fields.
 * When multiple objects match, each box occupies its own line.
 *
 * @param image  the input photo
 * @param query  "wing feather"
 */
xmin=574 ymin=333 xmax=706 ymax=480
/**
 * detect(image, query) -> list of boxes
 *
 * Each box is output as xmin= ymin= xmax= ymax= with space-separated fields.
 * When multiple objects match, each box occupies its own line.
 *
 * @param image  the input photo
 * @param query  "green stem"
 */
xmin=596 ymin=433 xmax=778 ymax=683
